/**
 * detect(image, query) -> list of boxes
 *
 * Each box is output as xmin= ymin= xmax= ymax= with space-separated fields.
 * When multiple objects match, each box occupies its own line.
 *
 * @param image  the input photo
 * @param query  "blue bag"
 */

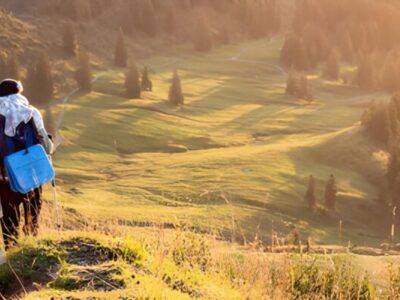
xmin=0 ymin=116 xmax=55 ymax=194
xmin=4 ymin=144 xmax=55 ymax=194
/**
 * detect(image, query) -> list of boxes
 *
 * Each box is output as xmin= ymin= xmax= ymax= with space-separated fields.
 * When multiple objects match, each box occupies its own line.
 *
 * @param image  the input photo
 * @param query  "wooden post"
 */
xmin=339 ymin=219 xmax=343 ymax=246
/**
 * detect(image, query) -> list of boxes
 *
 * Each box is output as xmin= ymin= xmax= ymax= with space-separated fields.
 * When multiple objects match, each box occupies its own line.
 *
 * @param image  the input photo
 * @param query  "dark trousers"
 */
xmin=0 ymin=181 xmax=42 ymax=248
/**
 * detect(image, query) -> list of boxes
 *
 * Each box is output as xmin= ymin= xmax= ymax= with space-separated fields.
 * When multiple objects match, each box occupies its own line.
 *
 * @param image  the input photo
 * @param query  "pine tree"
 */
xmin=142 ymin=0 xmax=157 ymax=36
xmin=281 ymin=34 xmax=309 ymax=71
xmin=305 ymin=175 xmax=316 ymax=209
xmin=381 ymin=54 xmax=400 ymax=92
xmin=339 ymin=31 xmax=354 ymax=63
xmin=298 ymin=74 xmax=312 ymax=102
xmin=356 ymin=55 xmax=375 ymax=90
xmin=6 ymin=53 xmax=20 ymax=80
xmin=0 ymin=54 xmax=6 ymax=80
xmin=324 ymin=174 xmax=337 ymax=211
xmin=125 ymin=63 xmax=141 ymax=99
xmin=114 ymin=29 xmax=128 ymax=68
xmin=322 ymin=51 xmax=340 ymax=81
xmin=281 ymin=34 xmax=297 ymax=68
xmin=34 ymin=52 xmax=54 ymax=105
xmin=388 ymin=99 xmax=400 ymax=147
xmin=168 ymin=70 xmax=184 ymax=106
xmin=193 ymin=19 xmax=212 ymax=53
xmin=388 ymin=147 xmax=400 ymax=186
xmin=286 ymin=70 xmax=298 ymax=95
xmin=25 ymin=63 xmax=37 ymax=102
xmin=63 ymin=23 xmax=78 ymax=57
xmin=164 ymin=8 xmax=176 ymax=34
xmin=75 ymin=51 xmax=92 ymax=92
xmin=294 ymin=38 xmax=310 ymax=71
xmin=141 ymin=66 xmax=152 ymax=92
xmin=391 ymin=174 xmax=400 ymax=207
xmin=44 ymin=106 xmax=56 ymax=138
xmin=218 ymin=26 xmax=230 ymax=45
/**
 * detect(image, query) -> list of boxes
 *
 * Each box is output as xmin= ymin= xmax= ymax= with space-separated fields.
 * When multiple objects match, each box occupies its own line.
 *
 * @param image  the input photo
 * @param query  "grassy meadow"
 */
xmin=2 ymin=35 xmax=400 ymax=300
xmin=53 ymin=37 xmax=390 ymax=247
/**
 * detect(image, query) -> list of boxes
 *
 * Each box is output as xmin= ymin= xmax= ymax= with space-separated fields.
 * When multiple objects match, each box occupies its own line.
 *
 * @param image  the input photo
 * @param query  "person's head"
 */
xmin=0 ymin=79 xmax=23 ymax=97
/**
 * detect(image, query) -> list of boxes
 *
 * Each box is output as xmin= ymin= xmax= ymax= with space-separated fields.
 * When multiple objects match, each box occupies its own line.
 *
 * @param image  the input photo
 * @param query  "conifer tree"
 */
xmin=281 ymin=34 xmax=309 ymax=71
xmin=324 ymin=174 xmax=337 ymax=211
xmin=125 ymin=63 xmax=141 ymax=99
xmin=339 ymin=31 xmax=354 ymax=63
xmin=305 ymin=175 xmax=316 ymax=209
xmin=391 ymin=174 xmax=400 ymax=207
xmin=381 ymin=55 xmax=400 ymax=92
xmin=322 ymin=51 xmax=340 ymax=81
xmin=164 ymin=8 xmax=176 ymax=34
xmin=25 ymin=63 xmax=37 ymax=102
xmin=356 ymin=55 xmax=375 ymax=90
xmin=298 ymin=74 xmax=312 ymax=102
xmin=75 ymin=51 xmax=92 ymax=92
xmin=218 ymin=26 xmax=230 ymax=45
xmin=294 ymin=38 xmax=310 ymax=71
xmin=193 ymin=20 xmax=212 ymax=53
xmin=34 ymin=52 xmax=54 ymax=105
xmin=44 ymin=106 xmax=56 ymax=138
xmin=141 ymin=66 xmax=152 ymax=92
xmin=168 ymin=70 xmax=184 ymax=106
xmin=387 ymin=147 xmax=400 ymax=190
xmin=0 ymin=54 xmax=6 ymax=80
xmin=63 ymin=23 xmax=78 ymax=57
xmin=142 ymin=0 xmax=157 ymax=36
xmin=6 ymin=53 xmax=20 ymax=80
xmin=286 ymin=70 xmax=298 ymax=95
xmin=281 ymin=34 xmax=297 ymax=68
xmin=114 ymin=29 xmax=128 ymax=68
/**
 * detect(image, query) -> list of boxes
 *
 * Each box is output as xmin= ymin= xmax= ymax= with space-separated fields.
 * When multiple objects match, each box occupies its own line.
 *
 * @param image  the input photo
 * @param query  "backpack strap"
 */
xmin=0 ymin=115 xmax=8 ymax=180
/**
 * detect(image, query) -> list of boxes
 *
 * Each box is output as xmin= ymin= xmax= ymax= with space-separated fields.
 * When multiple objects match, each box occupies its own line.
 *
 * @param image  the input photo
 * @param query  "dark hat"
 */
xmin=0 ymin=79 xmax=23 ymax=97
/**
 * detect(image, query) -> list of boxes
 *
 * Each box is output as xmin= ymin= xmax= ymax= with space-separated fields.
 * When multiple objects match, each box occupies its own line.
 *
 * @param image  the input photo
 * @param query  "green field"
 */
xmin=53 ymin=37 xmax=389 ymax=246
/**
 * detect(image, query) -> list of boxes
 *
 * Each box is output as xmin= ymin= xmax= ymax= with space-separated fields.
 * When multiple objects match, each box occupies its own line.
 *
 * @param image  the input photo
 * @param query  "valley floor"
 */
xmin=54 ymin=37 xmax=390 ymax=247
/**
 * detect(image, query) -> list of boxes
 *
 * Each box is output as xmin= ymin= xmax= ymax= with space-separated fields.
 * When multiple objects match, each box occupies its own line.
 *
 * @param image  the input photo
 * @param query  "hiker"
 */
xmin=0 ymin=79 xmax=54 ymax=248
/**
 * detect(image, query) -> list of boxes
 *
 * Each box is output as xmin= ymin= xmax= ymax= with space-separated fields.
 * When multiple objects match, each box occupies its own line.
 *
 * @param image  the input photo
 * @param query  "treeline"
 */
xmin=22 ymin=0 xmax=281 ymax=43
xmin=281 ymin=0 xmax=400 ymax=92
xmin=362 ymin=94 xmax=400 ymax=206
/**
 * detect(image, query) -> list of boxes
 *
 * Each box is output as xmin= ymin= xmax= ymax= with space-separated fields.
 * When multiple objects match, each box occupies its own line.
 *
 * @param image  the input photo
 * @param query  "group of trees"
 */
xmin=1 ymin=0 xmax=284 ymax=106
xmin=362 ymin=95 xmax=400 ymax=147
xmin=112 ymin=29 xmax=182 ymax=105
xmin=362 ymin=94 xmax=400 ymax=207
xmin=1 ymin=20 xmax=183 ymax=109
xmin=305 ymin=175 xmax=338 ymax=211
xmin=0 ymin=51 xmax=56 ymax=106
xmin=32 ymin=0 xmax=282 ymax=54
xmin=125 ymin=65 xmax=183 ymax=107
xmin=281 ymin=0 xmax=400 ymax=92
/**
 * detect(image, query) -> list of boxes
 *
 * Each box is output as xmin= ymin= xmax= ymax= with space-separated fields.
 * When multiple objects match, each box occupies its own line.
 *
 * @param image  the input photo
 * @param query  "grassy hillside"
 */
xmin=2 ymin=227 xmax=400 ymax=298
xmin=53 ymin=37 xmax=390 ymax=247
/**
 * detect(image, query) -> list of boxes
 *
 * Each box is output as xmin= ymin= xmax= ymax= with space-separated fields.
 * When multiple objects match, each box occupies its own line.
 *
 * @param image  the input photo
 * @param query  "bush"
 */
xmin=288 ymin=256 xmax=373 ymax=299
xmin=172 ymin=231 xmax=211 ymax=272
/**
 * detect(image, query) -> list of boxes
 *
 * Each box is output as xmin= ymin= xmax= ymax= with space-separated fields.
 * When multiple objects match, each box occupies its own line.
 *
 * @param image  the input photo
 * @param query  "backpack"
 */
xmin=0 ymin=115 xmax=55 ymax=194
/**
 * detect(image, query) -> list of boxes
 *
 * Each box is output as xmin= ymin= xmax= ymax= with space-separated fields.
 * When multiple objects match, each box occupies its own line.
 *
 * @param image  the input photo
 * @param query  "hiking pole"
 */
xmin=51 ymin=178 xmax=61 ymax=231
xmin=49 ymin=155 xmax=61 ymax=231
